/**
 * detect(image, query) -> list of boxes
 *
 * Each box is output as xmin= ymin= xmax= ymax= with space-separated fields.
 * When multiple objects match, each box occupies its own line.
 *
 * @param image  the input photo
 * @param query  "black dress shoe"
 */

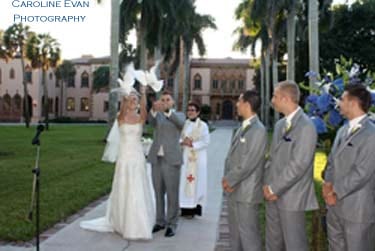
xmin=152 ymin=224 xmax=165 ymax=233
xmin=164 ymin=227 xmax=175 ymax=237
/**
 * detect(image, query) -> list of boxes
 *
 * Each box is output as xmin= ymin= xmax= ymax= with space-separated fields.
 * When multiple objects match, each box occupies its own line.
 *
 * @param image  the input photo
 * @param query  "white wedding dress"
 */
xmin=80 ymin=123 xmax=155 ymax=240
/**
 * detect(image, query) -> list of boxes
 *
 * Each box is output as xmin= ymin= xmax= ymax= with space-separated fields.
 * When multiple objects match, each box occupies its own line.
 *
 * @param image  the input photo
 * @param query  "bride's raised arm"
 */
xmin=139 ymin=86 xmax=148 ymax=123
xmin=118 ymin=96 xmax=128 ymax=122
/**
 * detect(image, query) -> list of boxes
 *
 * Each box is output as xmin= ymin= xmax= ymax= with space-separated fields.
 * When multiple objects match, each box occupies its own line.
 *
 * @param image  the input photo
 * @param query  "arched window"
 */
xmin=3 ymin=94 xmax=11 ymax=112
xmin=66 ymin=97 xmax=75 ymax=111
xmin=80 ymin=98 xmax=89 ymax=111
xmin=81 ymin=71 xmax=89 ymax=88
xmin=238 ymin=79 xmax=244 ymax=90
xmin=67 ymin=76 xmax=75 ymax=87
xmin=14 ymin=94 xmax=22 ymax=110
xmin=212 ymin=79 xmax=219 ymax=89
xmin=25 ymin=65 xmax=32 ymax=83
xmin=9 ymin=68 xmax=15 ymax=79
xmin=193 ymin=74 xmax=202 ymax=90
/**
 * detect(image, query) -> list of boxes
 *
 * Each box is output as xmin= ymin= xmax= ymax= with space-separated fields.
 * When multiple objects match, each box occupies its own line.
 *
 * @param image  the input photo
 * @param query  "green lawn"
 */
xmin=0 ymin=125 xmax=114 ymax=241
xmin=0 ymin=125 xmax=329 ymax=246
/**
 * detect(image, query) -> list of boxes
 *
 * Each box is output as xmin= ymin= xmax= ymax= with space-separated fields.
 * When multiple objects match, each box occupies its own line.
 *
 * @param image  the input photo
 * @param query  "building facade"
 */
xmin=0 ymin=56 xmax=255 ymax=122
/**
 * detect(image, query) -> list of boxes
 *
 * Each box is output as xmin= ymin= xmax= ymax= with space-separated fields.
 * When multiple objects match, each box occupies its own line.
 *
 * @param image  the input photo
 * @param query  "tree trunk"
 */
xmin=265 ymin=48 xmax=271 ymax=129
xmin=20 ymin=57 xmax=30 ymax=127
xmin=108 ymin=0 xmax=120 ymax=127
xmin=182 ymin=42 xmax=190 ymax=113
xmin=287 ymin=2 xmax=296 ymax=81
xmin=308 ymin=0 xmax=319 ymax=89
xmin=60 ymin=80 xmax=64 ymax=117
xmin=173 ymin=66 xmax=180 ymax=108
xmin=272 ymin=53 xmax=280 ymax=123
xmin=260 ymin=52 xmax=265 ymax=122
xmin=42 ymin=69 xmax=49 ymax=130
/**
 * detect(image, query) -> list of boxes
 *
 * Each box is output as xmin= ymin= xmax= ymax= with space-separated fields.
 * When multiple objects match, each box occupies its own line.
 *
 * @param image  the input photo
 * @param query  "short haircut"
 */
xmin=162 ymin=90 xmax=173 ymax=97
xmin=345 ymin=84 xmax=371 ymax=113
xmin=241 ymin=90 xmax=261 ymax=112
xmin=277 ymin=80 xmax=300 ymax=104
xmin=187 ymin=101 xmax=201 ymax=112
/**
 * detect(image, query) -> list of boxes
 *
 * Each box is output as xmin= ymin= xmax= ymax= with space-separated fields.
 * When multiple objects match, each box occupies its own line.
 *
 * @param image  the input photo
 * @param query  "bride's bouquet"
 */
xmin=141 ymin=137 xmax=153 ymax=156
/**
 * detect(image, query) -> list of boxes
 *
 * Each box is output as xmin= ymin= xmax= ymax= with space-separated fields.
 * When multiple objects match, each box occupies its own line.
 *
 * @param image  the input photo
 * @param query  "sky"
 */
xmin=0 ymin=0 xmax=350 ymax=60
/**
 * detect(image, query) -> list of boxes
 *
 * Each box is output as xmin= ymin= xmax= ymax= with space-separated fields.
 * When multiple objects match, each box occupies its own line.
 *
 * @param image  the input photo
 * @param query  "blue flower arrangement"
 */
xmin=301 ymin=57 xmax=375 ymax=148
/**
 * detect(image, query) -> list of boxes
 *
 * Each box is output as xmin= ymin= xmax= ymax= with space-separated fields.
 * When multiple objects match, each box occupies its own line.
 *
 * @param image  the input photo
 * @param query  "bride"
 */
xmin=80 ymin=86 xmax=155 ymax=240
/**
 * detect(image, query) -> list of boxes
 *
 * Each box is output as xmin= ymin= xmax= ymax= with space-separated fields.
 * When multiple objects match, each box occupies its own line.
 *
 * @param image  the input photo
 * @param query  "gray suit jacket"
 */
xmin=224 ymin=116 xmax=268 ymax=204
xmin=147 ymin=111 xmax=185 ymax=166
xmin=264 ymin=108 xmax=319 ymax=211
xmin=324 ymin=117 xmax=375 ymax=223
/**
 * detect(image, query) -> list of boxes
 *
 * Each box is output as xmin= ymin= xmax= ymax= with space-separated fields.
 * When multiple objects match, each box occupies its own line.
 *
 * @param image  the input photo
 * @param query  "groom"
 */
xmin=148 ymin=91 xmax=185 ymax=237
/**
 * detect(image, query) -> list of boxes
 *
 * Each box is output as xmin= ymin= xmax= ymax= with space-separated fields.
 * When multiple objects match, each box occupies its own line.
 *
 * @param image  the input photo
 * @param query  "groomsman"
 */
xmin=222 ymin=90 xmax=268 ymax=251
xmin=323 ymin=84 xmax=375 ymax=251
xmin=264 ymin=81 xmax=319 ymax=251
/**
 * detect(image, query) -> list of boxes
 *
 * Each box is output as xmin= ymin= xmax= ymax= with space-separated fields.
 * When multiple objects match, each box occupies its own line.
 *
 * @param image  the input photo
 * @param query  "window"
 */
xmin=3 ymin=94 xmax=11 ymax=111
xmin=81 ymin=71 xmax=89 ymax=88
xmin=67 ymin=76 xmax=75 ymax=87
xmin=103 ymin=101 xmax=109 ymax=112
xmin=238 ymin=80 xmax=244 ymax=90
xmin=14 ymin=94 xmax=22 ymax=110
xmin=48 ymin=98 xmax=53 ymax=113
xmin=9 ymin=68 xmax=15 ymax=79
xmin=26 ymin=71 xmax=32 ymax=83
xmin=221 ymin=80 xmax=227 ymax=90
xmin=167 ymin=77 xmax=174 ymax=88
xmin=80 ymin=98 xmax=89 ymax=111
xmin=212 ymin=79 xmax=219 ymax=89
xmin=193 ymin=74 xmax=202 ymax=90
xmin=66 ymin=97 xmax=75 ymax=111
xmin=25 ymin=65 xmax=32 ymax=83
xmin=216 ymin=103 xmax=221 ymax=115
xmin=230 ymin=80 xmax=236 ymax=90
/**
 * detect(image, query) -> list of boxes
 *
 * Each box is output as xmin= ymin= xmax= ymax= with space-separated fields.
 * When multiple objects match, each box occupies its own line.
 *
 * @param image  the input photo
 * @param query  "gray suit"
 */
xmin=224 ymin=116 xmax=267 ymax=251
xmin=324 ymin=117 xmax=375 ymax=251
xmin=148 ymin=110 xmax=185 ymax=230
xmin=264 ymin=108 xmax=318 ymax=251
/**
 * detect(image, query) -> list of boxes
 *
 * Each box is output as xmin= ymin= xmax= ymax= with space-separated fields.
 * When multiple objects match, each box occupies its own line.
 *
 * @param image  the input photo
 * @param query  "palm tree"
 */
xmin=308 ymin=0 xmax=320 ymax=88
xmin=3 ymin=23 xmax=33 ymax=127
xmin=180 ymin=8 xmax=216 ymax=111
xmin=0 ymin=30 xmax=7 ymax=59
xmin=26 ymin=33 xmax=60 ymax=130
xmin=233 ymin=0 xmax=272 ymax=127
xmin=286 ymin=0 xmax=298 ymax=81
xmin=55 ymin=60 xmax=76 ymax=117
xmin=108 ymin=0 xmax=120 ymax=126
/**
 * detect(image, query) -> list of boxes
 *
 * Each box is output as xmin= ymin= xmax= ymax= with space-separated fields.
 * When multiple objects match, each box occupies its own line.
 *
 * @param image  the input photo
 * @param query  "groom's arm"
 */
xmin=147 ymin=109 xmax=159 ymax=127
xmin=166 ymin=111 xmax=185 ymax=130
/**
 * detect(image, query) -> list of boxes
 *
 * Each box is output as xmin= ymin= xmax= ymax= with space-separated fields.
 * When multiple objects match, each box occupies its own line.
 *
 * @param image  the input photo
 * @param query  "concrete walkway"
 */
xmin=1 ymin=127 xmax=234 ymax=251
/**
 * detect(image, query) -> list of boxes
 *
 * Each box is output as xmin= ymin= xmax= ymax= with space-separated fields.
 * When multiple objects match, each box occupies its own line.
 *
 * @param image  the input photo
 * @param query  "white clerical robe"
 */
xmin=179 ymin=118 xmax=210 ymax=210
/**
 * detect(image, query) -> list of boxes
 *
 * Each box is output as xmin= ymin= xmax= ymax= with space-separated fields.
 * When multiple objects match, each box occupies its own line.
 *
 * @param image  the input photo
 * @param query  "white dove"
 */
xmin=111 ymin=63 xmax=138 ymax=96
xmin=145 ymin=60 xmax=164 ymax=92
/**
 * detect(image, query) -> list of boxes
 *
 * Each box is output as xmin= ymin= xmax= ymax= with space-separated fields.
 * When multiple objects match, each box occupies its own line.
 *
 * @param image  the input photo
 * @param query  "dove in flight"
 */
xmin=145 ymin=60 xmax=164 ymax=92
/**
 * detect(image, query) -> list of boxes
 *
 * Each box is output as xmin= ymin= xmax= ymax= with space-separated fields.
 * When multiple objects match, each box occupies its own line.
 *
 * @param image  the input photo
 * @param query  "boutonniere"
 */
xmin=282 ymin=135 xmax=292 ymax=142
xmin=350 ymin=124 xmax=362 ymax=136
xmin=240 ymin=137 xmax=246 ymax=143
xmin=282 ymin=121 xmax=292 ymax=141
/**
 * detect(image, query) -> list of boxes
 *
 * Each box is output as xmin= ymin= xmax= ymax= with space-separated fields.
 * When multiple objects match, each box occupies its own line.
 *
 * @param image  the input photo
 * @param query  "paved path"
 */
xmin=1 ymin=127 xmax=234 ymax=251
